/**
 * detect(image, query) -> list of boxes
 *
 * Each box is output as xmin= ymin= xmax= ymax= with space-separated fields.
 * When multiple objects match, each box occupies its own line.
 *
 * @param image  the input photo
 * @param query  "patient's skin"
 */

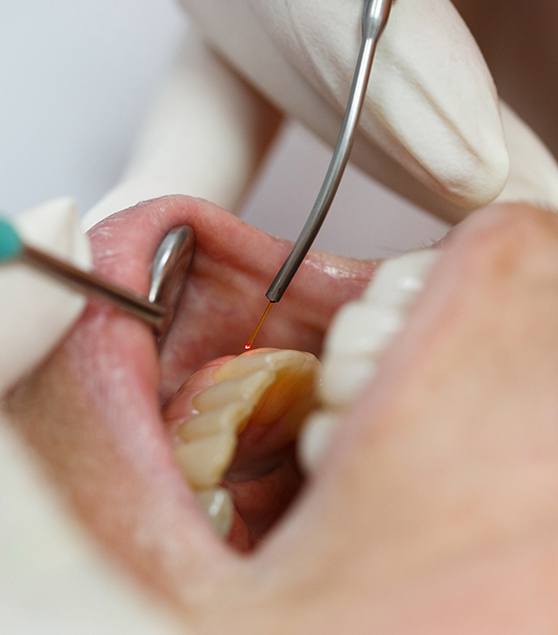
xmin=7 ymin=196 xmax=558 ymax=633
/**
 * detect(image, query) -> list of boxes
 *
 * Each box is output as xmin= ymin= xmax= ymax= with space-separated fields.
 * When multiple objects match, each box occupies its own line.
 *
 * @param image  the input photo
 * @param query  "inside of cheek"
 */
xmin=224 ymin=443 xmax=302 ymax=552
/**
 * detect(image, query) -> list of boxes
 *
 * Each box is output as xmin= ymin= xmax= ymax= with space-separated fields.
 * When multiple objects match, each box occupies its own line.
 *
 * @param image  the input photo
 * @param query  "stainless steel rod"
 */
xmin=266 ymin=0 xmax=392 ymax=303
xmin=22 ymin=245 xmax=167 ymax=330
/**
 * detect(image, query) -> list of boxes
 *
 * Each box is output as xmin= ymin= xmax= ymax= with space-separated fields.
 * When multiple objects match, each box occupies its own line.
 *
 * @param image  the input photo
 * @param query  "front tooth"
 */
xmin=197 ymin=488 xmax=234 ymax=538
xmin=177 ymin=403 xmax=251 ymax=443
xmin=325 ymin=303 xmax=403 ymax=357
xmin=193 ymin=370 xmax=274 ymax=412
xmin=363 ymin=249 xmax=438 ymax=308
xmin=174 ymin=432 xmax=236 ymax=490
xmin=298 ymin=411 xmax=338 ymax=474
xmin=322 ymin=249 xmax=439 ymax=406
xmin=300 ymin=249 xmax=440 ymax=464
xmin=325 ymin=251 xmax=437 ymax=360
xmin=320 ymin=355 xmax=377 ymax=409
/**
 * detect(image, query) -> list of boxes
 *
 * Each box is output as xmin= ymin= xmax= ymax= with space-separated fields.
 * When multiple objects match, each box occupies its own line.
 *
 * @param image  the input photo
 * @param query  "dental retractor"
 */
xmin=0 ymin=217 xmax=194 ymax=336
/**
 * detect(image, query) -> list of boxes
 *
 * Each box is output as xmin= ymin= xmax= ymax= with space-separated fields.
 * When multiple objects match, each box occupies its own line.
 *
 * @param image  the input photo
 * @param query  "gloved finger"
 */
xmin=83 ymin=32 xmax=282 ymax=230
xmin=0 ymin=198 xmax=90 ymax=396
xmin=179 ymin=0 xmax=509 ymax=223
xmin=496 ymin=102 xmax=558 ymax=211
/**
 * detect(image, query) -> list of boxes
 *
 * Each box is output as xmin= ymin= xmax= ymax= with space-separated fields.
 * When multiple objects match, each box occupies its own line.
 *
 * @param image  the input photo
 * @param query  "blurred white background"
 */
xmin=0 ymin=0 xmax=446 ymax=259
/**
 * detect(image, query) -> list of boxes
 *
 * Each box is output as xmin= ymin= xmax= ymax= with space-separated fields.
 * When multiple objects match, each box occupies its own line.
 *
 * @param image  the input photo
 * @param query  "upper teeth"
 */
xmin=299 ymin=249 xmax=439 ymax=472
xmin=363 ymin=249 xmax=440 ymax=308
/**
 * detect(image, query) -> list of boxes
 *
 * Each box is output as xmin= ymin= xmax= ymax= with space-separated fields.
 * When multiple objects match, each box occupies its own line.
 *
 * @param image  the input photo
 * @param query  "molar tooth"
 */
xmin=193 ymin=370 xmax=274 ymax=412
xmin=299 ymin=411 xmax=338 ymax=475
xmin=320 ymin=355 xmax=377 ymax=409
xmin=197 ymin=488 xmax=234 ymax=538
xmin=174 ymin=432 xmax=236 ymax=490
xmin=364 ymin=249 xmax=438 ymax=308
xmin=177 ymin=403 xmax=251 ymax=443
xmin=214 ymin=349 xmax=315 ymax=381
xmin=325 ymin=303 xmax=403 ymax=357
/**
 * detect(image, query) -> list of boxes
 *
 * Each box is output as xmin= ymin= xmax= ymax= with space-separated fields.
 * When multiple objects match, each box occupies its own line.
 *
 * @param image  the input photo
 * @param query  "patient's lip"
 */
xmin=0 ymin=198 xmax=90 ymax=395
xmin=180 ymin=0 xmax=509 ymax=217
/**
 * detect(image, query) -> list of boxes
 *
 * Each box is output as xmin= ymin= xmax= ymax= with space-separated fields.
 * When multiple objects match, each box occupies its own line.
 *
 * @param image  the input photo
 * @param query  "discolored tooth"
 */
xmin=197 ymin=488 xmax=234 ymax=538
xmin=363 ymin=249 xmax=438 ymax=309
xmin=320 ymin=355 xmax=377 ymax=409
xmin=325 ymin=303 xmax=403 ymax=357
xmin=214 ymin=348 xmax=316 ymax=381
xmin=173 ymin=348 xmax=321 ymax=499
xmin=299 ymin=411 xmax=338 ymax=475
xmin=174 ymin=432 xmax=236 ymax=490
xmin=177 ymin=403 xmax=251 ymax=443
xmin=192 ymin=370 xmax=274 ymax=412
xmin=249 ymin=357 xmax=318 ymax=428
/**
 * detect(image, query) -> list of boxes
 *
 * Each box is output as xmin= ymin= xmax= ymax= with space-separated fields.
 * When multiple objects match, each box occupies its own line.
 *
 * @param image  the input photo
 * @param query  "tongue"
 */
xmin=5 ymin=195 xmax=377 ymax=604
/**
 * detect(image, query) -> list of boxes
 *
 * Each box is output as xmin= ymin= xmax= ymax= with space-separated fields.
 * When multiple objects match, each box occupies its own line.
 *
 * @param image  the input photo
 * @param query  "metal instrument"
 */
xmin=148 ymin=225 xmax=195 ymax=337
xmin=266 ymin=0 xmax=393 ymax=303
xmin=0 ymin=216 xmax=195 ymax=334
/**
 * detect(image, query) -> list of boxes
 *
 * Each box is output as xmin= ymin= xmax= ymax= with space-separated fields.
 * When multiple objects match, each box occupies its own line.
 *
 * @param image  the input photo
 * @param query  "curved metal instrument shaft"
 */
xmin=265 ymin=0 xmax=392 ymax=303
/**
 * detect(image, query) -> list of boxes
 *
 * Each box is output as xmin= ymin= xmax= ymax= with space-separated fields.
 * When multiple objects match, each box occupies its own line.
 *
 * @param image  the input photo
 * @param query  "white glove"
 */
xmin=83 ymin=33 xmax=282 ymax=230
xmin=63 ymin=1 xmax=558 ymax=379
xmin=86 ymin=1 xmax=558 ymax=230
xmin=173 ymin=0 xmax=558 ymax=221
xmin=0 ymin=198 xmax=90 ymax=396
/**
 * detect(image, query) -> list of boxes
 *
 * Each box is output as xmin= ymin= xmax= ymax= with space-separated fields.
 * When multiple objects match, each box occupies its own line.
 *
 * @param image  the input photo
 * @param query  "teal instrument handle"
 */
xmin=0 ymin=217 xmax=23 ymax=263
xmin=0 ymin=215 xmax=167 ymax=330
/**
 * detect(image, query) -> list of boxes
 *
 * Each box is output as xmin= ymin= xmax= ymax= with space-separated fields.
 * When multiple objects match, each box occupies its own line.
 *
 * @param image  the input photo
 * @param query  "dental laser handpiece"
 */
xmin=243 ymin=0 xmax=393 ymax=350
xmin=266 ymin=0 xmax=392 ymax=304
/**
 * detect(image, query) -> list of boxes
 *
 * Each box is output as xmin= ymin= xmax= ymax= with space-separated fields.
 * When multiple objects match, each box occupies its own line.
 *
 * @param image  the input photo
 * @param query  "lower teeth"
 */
xmin=196 ymin=488 xmax=234 ymax=538
xmin=298 ymin=410 xmax=338 ymax=475
xmin=165 ymin=349 xmax=320 ymax=541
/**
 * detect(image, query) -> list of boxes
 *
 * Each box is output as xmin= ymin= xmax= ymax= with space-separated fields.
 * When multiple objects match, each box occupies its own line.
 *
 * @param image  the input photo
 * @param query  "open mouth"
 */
xmin=6 ymin=194 xmax=438 ymax=606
